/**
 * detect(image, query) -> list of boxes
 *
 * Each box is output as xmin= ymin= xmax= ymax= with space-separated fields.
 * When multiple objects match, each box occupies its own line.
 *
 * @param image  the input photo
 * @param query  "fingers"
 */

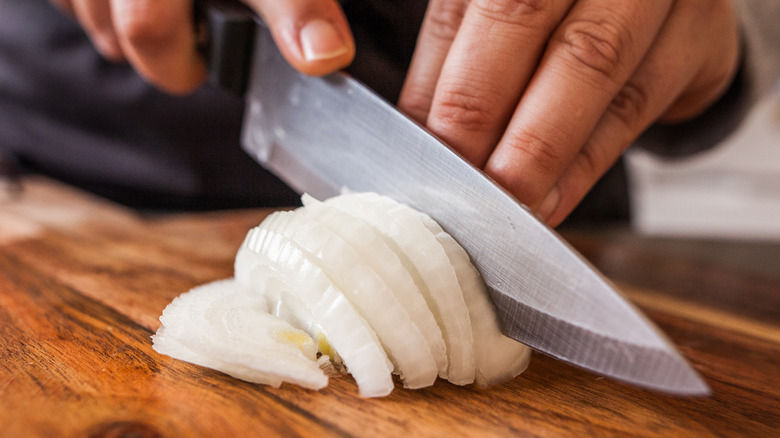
xmin=538 ymin=0 xmax=740 ymax=226
xmin=56 ymin=0 xmax=206 ymax=93
xmin=398 ymin=0 xmax=469 ymax=124
xmin=55 ymin=0 xmax=354 ymax=94
xmin=657 ymin=0 xmax=741 ymax=123
xmin=484 ymin=0 xmax=672 ymax=210
xmin=108 ymin=0 xmax=205 ymax=94
xmin=242 ymin=0 xmax=354 ymax=76
xmin=422 ymin=0 xmax=575 ymax=167
xmin=54 ymin=0 xmax=125 ymax=61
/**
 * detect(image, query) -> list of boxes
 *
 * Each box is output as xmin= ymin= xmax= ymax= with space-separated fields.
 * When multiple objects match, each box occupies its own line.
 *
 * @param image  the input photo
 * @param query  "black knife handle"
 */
xmin=195 ymin=0 xmax=256 ymax=95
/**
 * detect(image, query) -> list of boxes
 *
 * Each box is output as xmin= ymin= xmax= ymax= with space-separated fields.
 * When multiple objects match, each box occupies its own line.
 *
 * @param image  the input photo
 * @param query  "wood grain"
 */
xmin=1 ymin=177 xmax=779 ymax=437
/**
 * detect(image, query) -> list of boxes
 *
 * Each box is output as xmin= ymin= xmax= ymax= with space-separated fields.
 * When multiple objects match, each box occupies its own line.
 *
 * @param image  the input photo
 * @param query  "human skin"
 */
xmin=48 ymin=0 xmax=355 ymax=92
xmin=50 ymin=0 xmax=740 ymax=226
xmin=398 ymin=0 xmax=740 ymax=226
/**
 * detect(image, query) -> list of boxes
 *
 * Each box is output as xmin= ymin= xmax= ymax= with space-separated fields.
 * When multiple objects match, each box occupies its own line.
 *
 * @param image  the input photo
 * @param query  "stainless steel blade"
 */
xmin=240 ymin=24 xmax=709 ymax=395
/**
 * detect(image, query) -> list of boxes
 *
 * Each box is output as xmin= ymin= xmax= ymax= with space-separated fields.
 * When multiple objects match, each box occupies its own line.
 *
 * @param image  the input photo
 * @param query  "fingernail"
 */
xmin=537 ymin=187 xmax=560 ymax=223
xmin=299 ymin=19 xmax=349 ymax=62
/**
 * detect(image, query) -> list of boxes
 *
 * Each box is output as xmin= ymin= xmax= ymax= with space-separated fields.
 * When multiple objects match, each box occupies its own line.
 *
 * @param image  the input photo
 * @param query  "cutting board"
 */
xmin=1 ymin=176 xmax=778 ymax=437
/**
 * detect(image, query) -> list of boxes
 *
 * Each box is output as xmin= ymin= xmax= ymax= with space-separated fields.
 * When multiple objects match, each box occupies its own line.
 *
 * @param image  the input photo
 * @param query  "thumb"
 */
xmin=242 ymin=0 xmax=355 ymax=76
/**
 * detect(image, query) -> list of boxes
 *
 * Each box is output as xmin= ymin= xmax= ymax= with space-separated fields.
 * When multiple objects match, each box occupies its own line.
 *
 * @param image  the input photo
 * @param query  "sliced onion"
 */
xmin=300 ymin=195 xmax=448 ymax=377
xmin=318 ymin=192 xmax=476 ymax=385
xmin=236 ymin=239 xmax=329 ymax=351
xmin=152 ymin=278 xmax=328 ymax=390
xmin=155 ymin=191 xmax=532 ymax=397
xmin=258 ymin=209 xmax=438 ymax=389
xmin=237 ymin=219 xmax=395 ymax=397
xmin=432 ymin=226 xmax=532 ymax=386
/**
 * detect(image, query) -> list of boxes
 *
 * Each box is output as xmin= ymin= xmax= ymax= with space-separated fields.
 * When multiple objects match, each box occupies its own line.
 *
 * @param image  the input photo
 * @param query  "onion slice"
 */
xmin=255 ymin=209 xmax=439 ymax=389
xmin=152 ymin=278 xmax=328 ymax=390
xmin=237 ymin=218 xmax=395 ymax=397
xmin=317 ymin=192 xmax=477 ymax=385
xmin=299 ymin=196 xmax=448 ymax=377
xmin=432 ymin=227 xmax=533 ymax=386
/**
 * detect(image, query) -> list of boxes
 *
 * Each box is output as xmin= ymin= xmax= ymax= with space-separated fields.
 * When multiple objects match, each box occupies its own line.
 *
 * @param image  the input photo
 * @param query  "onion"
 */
xmin=152 ymin=278 xmax=328 ymax=390
xmin=299 ymin=196 xmax=447 ymax=377
xmin=239 ymin=218 xmax=395 ymax=397
xmin=153 ymin=192 xmax=531 ymax=397
xmin=254 ymin=209 xmax=438 ymax=389
xmin=432 ymin=224 xmax=532 ymax=386
xmin=317 ymin=193 xmax=476 ymax=384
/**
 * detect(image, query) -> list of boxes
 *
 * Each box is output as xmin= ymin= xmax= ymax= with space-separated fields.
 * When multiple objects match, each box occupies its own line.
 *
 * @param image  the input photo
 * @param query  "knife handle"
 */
xmin=194 ymin=0 xmax=256 ymax=95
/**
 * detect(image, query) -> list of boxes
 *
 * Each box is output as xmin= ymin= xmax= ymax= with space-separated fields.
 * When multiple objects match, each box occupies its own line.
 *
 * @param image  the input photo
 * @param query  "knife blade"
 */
xmin=200 ymin=3 xmax=709 ymax=395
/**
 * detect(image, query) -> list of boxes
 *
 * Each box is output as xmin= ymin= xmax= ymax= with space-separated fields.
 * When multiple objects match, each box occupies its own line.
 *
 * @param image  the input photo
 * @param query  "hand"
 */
xmin=49 ymin=0 xmax=355 ymax=94
xmin=399 ymin=0 xmax=741 ymax=226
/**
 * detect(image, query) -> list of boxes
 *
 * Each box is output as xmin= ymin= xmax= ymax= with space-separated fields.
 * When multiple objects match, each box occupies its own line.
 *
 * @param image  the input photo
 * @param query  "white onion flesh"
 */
xmin=153 ymin=192 xmax=531 ymax=397
xmin=239 ymin=219 xmax=395 ymax=397
xmin=255 ymin=209 xmax=438 ymax=389
xmin=152 ymin=278 xmax=328 ymax=390
xmin=433 ymin=228 xmax=532 ymax=386
xmin=299 ymin=196 xmax=448 ymax=377
xmin=317 ymin=193 xmax=477 ymax=385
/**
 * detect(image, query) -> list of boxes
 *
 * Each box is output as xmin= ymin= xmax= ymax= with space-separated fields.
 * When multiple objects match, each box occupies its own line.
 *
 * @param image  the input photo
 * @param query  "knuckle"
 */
xmin=504 ymin=129 xmax=564 ymax=177
xmin=608 ymin=81 xmax=649 ymax=131
xmin=425 ymin=0 xmax=468 ymax=41
xmin=472 ymin=0 xmax=549 ymax=23
xmin=557 ymin=16 xmax=628 ymax=80
xmin=431 ymin=88 xmax=498 ymax=134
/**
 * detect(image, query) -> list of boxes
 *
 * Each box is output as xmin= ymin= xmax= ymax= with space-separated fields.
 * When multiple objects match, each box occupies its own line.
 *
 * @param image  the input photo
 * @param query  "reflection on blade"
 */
xmin=240 ymin=24 xmax=709 ymax=395
xmin=491 ymin=293 xmax=709 ymax=394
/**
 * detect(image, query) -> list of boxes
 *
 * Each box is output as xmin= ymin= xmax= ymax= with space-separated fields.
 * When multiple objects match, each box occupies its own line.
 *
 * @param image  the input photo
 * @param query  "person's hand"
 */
xmin=399 ymin=0 xmax=741 ymax=226
xmin=49 ymin=0 xmax=355 ymax=94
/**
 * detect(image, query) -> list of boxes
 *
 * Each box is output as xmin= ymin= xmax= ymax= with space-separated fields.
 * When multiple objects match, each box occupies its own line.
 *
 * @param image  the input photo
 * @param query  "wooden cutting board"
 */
xmin=1 ymin=176 xmax=778 ymax=437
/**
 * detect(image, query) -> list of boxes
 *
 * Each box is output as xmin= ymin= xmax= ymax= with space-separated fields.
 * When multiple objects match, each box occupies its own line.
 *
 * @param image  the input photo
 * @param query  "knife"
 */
xmin=198 ymin=1 xmax=709 ymax=396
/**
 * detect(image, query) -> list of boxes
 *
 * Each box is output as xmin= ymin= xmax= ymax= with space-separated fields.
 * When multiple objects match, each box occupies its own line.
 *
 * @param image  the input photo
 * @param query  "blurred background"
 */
xmin=627 ymin=82 xmax=780 ymax=242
